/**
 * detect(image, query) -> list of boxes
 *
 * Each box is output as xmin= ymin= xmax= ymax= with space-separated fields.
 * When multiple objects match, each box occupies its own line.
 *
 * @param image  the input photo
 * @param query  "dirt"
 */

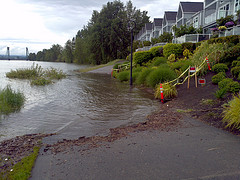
xmin=0 ymin=133 xmax=55 ymax=174
xmin=0 ymin=71 xmax=239 ymax=175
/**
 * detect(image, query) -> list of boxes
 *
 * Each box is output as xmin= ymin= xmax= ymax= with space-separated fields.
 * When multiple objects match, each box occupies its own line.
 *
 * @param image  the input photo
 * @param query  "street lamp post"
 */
xmin=130 ymin=28 xmax=133 ymax=86
xmin=129 ymin=20 xmax=136 ymax=86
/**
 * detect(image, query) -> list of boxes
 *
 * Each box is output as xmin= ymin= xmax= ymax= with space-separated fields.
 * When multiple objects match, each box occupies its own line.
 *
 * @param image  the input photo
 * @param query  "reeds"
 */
xmin=0 ymin=85 xmax=25 ymax=115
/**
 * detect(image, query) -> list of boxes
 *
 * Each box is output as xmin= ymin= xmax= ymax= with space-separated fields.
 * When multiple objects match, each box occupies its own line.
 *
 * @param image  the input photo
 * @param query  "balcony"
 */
xmin=172 ymin=34 xmax=212 ymax=44
xmin=205 ymin=13 xmax=216 ymax=25
xmin=218 ymin=10 xmax=234 ymax=19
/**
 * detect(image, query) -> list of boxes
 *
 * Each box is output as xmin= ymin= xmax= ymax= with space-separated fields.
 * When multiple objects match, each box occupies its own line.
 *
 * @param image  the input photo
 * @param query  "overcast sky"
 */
xmin=0 ymin=0 xmax=203 ymax=55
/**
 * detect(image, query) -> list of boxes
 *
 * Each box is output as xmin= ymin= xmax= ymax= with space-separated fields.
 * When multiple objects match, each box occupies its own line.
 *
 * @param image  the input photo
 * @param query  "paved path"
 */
xmin=31 ymin=115 xmax=240 ymax=180
xmin=87 ymin=65 xmax=113 ymax=75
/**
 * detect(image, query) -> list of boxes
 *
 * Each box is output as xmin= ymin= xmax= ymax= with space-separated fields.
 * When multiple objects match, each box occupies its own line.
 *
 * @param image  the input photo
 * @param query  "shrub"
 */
xmin=228 ymin=81 xmax=240 ymax=93
xmin=220 ymin=44 xmax=240 ymax=63
xmin=132 ymin=72 xmax=140 ymax=83
xmin=133 ymin=51 xmax=153 ymax=65
xmin=226 ymin=35 xmax=240 ymax=45
xmin=168 ymin=54 xmax=176 ymax=63
xmin=232 ymin=61 xmax=240 ymax=67
xmin=118 ymin=71 xmax=129 ymax=82
xmin=169 ymin=59 xmax=192 ymax=72
xmin=113 ymin=63 xmax=121 ymax=69
xmin=222 ymin=95 xmax=240 ymax=130
xmin=151 ymin=57 xmax=167 ymax=66
xmin=163 ymin=43 xmax=183 ymax=58
xmin=212 ymin=63 xmax=228 ymax=73
xmin=212 ymin=72 xmax=226 ymax=84
xmin=133 ymin=66 xmax=144 ymax=73
xmin=149 ymin=46 xmax=163 ymax=57
xmin=190 ymin=41 xmax=226 ymax=74
xmin=238 ymin=73 xmax=240 ymax=80
xmin=154 ymin=83 xmax=178 ymax=99
xmin=218 ymin=78 xmax=233 ymax=89
xmin=146 ymin=66 xmax=176 ymax=88
xmin=182 ymin=42 xmax=196 ymax=52
xmin=0 ymin=85 xmax=25 ymax=115
xmin=231 ymin=66 xmax=240 ymax=78
xmin=183 ymin=49 xmax=192 ymax=58
xmin=214 ymin=88 xmax=227 ymax=99
xmin=44 ymin=68 xmax=66 ymax=80
xmin=136 ymin=68 xmax=152 ymax=85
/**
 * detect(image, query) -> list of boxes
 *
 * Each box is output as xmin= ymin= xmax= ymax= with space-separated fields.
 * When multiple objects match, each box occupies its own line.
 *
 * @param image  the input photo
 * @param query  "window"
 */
xmin=193 ymin=17 xmax=199 ymax=28
xmin=235 ymin=0 xmax=240 ymax=12
xmin=218 ymin=4 xmax=229 ymax=18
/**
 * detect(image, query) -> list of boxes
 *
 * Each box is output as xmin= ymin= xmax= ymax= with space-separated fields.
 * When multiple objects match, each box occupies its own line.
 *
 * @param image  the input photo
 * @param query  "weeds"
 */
xmin=0 ymin=85 xmax=25 ymax=115
xmin=201 ymin=99 xmax=215 ymax=106
xmin=6 ymin=63 xmax=66 ymax=86
xmin=222 ymin=95 xmax=240 ymax=130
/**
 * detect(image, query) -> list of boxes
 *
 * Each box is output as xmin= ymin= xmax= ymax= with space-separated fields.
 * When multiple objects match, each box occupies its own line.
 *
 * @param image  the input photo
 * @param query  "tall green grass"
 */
xmin=0 ymin=85 xmax=25 ymax=115
xmin=6 ymin=63 xmax=66 ymax=86
xmin=222 ymin=95 xmax=240 ymax=130
xmin=146 ymin=66 xmax=177 ymax=88
xmin=135 ymin=68 xmax=152 ymax=85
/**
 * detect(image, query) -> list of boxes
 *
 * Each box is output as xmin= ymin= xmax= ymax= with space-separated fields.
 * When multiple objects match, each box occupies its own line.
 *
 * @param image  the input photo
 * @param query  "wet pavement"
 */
xmin=30 ymin=115 xmax=240 ymax=180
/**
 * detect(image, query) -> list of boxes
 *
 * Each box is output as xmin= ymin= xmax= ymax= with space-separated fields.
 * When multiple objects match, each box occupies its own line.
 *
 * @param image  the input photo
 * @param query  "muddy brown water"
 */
xmin=0 ymin=60 xmax=159 ymax=142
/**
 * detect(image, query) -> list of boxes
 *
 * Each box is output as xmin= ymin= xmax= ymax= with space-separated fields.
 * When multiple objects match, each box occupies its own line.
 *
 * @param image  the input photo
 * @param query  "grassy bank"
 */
xmin=6 ymin=63 xmax=66 ymax=86
xmin=113 ymin=35 xmax=240 ymax=131
xmin=0 ymin=85 xmax=25 ymax=115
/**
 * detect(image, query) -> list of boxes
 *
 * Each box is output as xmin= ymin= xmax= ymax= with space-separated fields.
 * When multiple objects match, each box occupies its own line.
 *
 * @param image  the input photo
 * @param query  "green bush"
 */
xmin=220 ymin=44 xmax=240 ymax=63
xmin=212 ymin=72 xmax=226 ymax=84
xmin=132 ymin=66 xmax=144 ymax=73
xmin=154 ymin=83 xmax=178 ymax=99
xmin=228 ymin=81 xmax=240 ymax=93
xmin=133 ymin=51 xmax=153 ymax=65
xmin=136 ymin=68 xmax=152 ymax=85
xmin=170 ymin=59 xmax=192 ymax=72
xmin=231 ymin=66 xmax=240 ymax=78
xmin=225 ymin=35 xmax=240 ymax=45
xmin=113 ymin=63 xmax=121 ymax=69
xmin=0 ymin=85 xmax=25 ymax=115
xmin=132 ymin=72 xmax=140 ymax=83
xmin=232 ymin=61 xmax=240 ymax=67
xmin=149 ymin=46 xmax=163 ymax=57
xmin=238 ymin=73 xmax=240 ymax=80
xmin=214 ymin=88 xmax=227 ymax=99
xmin=182 ymin=42 xmax=196 ymax=52
xmin=212 ymin=63 xmax=228 ymax=73
xmin=222 ymin=94 xmax=240 ymax=130
xmin=146 ymin=67 xmax=176 ymax=88
xmin=163 ymin=43 xmax=183 ymax=58
xmin=218 ymin=78 xmax=233 ymax=89
xmin=118 ymin=71 xmax=129 ymax=82
xmin=151 ymin=57 xmax=167 ymax=66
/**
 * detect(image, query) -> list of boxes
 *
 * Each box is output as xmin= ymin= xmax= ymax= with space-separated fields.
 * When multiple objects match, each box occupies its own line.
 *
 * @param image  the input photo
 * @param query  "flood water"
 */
xmin=0 ymin=60 xmax=159 ymax=142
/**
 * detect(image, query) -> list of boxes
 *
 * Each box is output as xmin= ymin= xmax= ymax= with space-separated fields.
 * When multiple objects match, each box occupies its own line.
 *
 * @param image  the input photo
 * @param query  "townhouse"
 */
xmin=135 ymin=0 xmax=240 ymax=43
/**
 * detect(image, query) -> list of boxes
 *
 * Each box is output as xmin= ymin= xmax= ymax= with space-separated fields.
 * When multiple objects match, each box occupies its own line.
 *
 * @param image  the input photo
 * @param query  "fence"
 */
xmin=219 ymin=25 xmax=240 ymax=37
xmin=172 ymin=34 xmax=212 ymax=44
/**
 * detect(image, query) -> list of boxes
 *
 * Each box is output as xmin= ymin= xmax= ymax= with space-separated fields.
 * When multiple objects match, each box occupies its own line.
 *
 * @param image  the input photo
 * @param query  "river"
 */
xmin=0 ymin=60 xmax=159 ymax=142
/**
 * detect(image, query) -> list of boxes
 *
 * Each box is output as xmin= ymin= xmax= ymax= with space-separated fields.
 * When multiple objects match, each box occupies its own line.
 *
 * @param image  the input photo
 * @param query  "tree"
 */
xmin=62 ymin=40 xmax=74 ymax=63
xmin=159 ymin=32 xmax=173 ymax=43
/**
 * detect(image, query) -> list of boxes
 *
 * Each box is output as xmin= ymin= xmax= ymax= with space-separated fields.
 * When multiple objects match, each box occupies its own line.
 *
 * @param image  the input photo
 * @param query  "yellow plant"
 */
xmin=218 ymin=26 xmax=227 ymax=31
xmin=168 ymin=54 xmax=176 ymax=63
xmin=154 ymin=83 xmax=178 ymax=99
xmin=222 ymin=95 xmax=240 ymax=130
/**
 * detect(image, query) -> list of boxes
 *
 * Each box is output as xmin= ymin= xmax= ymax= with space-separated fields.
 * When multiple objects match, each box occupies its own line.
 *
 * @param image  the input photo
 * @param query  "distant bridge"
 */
xmin=0 ymin=47 xmax=29 ymax=60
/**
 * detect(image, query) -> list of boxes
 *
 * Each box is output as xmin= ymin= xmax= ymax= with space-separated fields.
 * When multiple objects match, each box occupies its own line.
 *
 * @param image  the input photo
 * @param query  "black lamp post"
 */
xmin=129 ymin=21 xmax=136 ymax=86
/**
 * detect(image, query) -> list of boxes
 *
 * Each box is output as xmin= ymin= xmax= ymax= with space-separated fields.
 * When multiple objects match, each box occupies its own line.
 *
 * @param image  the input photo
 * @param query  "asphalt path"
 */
xmin=31 ymin=115 xmax=240 ymax=180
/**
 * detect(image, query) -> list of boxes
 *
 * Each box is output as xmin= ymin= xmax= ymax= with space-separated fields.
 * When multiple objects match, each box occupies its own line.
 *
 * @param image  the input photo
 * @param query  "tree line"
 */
xmin=29 ymin=0 xmax=150 ymax=64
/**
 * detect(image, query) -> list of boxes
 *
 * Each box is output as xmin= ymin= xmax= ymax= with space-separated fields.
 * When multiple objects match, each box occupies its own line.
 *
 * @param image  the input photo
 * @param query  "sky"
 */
xmin=0 ymin=0 xmax=203 ymax=55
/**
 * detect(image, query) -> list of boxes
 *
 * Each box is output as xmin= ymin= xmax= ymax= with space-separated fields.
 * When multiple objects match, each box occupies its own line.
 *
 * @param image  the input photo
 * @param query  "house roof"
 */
xmin=153 ymin=18 xmax=163 ymax=26
xmin=180 ymin=2 xmax=203 ymax=13
xmin=164 ymin=11 xmax=177 ymax=21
